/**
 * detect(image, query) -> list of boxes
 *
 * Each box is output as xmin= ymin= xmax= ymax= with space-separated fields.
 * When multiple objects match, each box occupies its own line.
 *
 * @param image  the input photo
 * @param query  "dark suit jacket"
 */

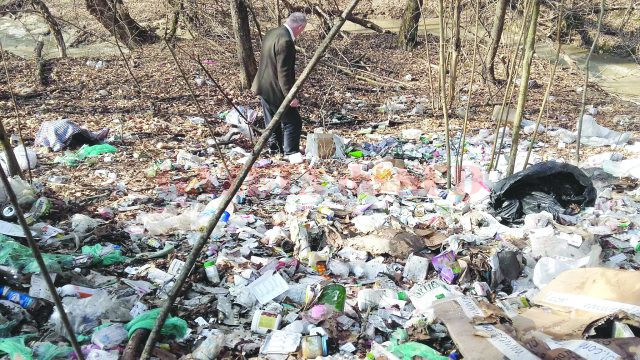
xmin=251 ymin=26 xmax=295 ymax=107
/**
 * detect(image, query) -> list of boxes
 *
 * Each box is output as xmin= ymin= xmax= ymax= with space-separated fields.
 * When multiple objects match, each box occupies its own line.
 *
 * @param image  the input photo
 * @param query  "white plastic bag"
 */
xmin=305 ymin=132 xmax=346 ymax=160
xmin=0 ymin=145 xmax=37 ymax=175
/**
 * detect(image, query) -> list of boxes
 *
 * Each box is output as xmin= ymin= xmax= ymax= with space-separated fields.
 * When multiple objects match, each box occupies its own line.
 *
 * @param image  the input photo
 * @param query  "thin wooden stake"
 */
xmin=487 ymin=0 xmax=531 ymax=171
xmin=437 ymin=0 xmax=452 ymax=189
xmin=506 ymin=0 xmax=540 ymax=175
xmin=456 ymin=0 xmax=480 ymax=183
xmin=576 ymin=0 xmax=605 ymax=164
xmin=139 ymin=2 xmax=360 ymax=358
xmin=524 ymin=8 xmax=563 ymax=170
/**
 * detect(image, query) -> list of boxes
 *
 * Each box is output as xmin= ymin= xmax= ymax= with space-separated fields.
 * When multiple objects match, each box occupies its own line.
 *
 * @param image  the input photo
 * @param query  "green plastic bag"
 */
xmin=386 ymin=342 xmax=448 ymax=360
xmin=0 ymin=334 xmax=36 ymax=360
xmin=348 ymin=150 xmax=363 ymax=158
xmin=81 ymin=244 xmax=129 ymax=266
xmin=33 ymin=342 xmax=73 ymax=360
xmin=0 ymin=236 xmax=73 ymax=273
xmin=124 ymin=308 xmax=188 ymax=339
xmin=77 ymin=144 xmax=117 ymax=157
xmin=54 ymin=144 xmax=116 ymax=167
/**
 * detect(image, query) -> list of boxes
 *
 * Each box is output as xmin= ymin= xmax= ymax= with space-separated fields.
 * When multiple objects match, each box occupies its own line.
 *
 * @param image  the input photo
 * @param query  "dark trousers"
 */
xmin=260 ymin=97 xmax=302 ymax=155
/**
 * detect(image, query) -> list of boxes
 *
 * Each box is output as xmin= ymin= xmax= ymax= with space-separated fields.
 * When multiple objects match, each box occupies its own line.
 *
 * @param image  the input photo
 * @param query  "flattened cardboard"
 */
xmin=513 ymin=268 xmax=640 ymax=339
xmin=433 ymin=297 xmax=537 ymax=360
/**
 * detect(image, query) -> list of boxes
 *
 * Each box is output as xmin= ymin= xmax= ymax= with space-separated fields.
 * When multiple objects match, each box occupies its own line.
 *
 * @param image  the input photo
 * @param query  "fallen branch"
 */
xmin=281 ymin=0 xmax=390 ymax=33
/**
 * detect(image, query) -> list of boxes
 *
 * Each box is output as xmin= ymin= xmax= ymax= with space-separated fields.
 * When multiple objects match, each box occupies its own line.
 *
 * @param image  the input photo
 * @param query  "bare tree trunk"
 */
xmin=485 ymin=0 xmax=508 ymax=83
xmin=576 ymin=0 xmax=605 ymax=163
xmin=31 ymin=0 xmax=66 ymax=58
xmin=85 ymin=0 xmax=155 ymax=48
xmin=506 ymin=0 xmax=539 ymax=176
xmin=447 ymin=0 xmax=461 ymax=106
xmin=398 ymin=0 xmax=422 ymax=50
xmin=230 ymin=0 xmax=257 ymax=89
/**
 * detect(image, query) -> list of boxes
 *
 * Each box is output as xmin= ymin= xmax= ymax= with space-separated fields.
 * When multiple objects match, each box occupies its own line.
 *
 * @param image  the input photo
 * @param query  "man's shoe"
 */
xmin=287 ymin=152 xmax=304 ymax=164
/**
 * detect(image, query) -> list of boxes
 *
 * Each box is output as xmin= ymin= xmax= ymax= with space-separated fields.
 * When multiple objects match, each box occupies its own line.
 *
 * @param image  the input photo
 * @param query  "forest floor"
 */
xmin=0 ymin=1 xmax=640 ymax=358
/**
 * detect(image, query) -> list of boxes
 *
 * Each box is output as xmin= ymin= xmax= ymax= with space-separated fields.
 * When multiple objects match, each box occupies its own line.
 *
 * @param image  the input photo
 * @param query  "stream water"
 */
xmin=342 ymin=18 xmax=640 ymax=105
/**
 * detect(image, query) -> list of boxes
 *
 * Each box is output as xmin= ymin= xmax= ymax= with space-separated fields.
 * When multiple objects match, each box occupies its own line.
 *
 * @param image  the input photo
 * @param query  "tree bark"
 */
xmin=506 ymin=0 xmax=539 ymax=176
xmin=85 ymin=0 xmax=155 ymax=48
xmin=485 ymin=0 xmax=508 ymax=83
xmin=229 ymin=0 xmax=257 ymax=89
xmin=398 ymin=0 xmax=422 ymax=50
xmin=31 ymin=0 xmax=66 ymax=58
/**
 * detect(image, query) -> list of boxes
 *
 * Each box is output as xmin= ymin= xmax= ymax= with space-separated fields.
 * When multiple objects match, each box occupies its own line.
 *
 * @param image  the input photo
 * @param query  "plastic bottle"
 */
xmin=0 ymin=285 xmax=53 ymax=320
xmin=192 ymin=331 xmax=226 ymax=360
xmin=210 ymin=211 xmax=230 ymax=240
xmin=91 ymin=323 xmax=128 ymax=349
xmin=58 ymin=284 xmax=98 ymax=298
xmin=316 ymin=284 xmax=346 ymax=312
xmin=301 ymin=335 xmax=328 ymax=358
xmin=203 ymin=261 xmax=220 ymax=284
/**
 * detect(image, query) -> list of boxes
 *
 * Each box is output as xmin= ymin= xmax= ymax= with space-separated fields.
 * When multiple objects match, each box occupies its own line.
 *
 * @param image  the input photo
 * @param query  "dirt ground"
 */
xmin=0 ymin=0 xmax=639 ymax=355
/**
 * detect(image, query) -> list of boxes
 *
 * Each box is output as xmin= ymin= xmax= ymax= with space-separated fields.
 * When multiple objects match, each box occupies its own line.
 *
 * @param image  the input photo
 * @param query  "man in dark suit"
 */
xmin=252 ymin=12 xmax=307 ymax=163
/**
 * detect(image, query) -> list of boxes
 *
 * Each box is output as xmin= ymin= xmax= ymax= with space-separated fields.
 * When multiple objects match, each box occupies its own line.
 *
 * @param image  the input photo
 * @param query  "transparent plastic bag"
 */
xmin=50 ymin=290 xmax=132 ymax=337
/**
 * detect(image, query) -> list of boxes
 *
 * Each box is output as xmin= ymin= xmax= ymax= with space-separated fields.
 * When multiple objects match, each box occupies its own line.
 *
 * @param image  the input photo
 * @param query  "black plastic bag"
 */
xmin=490 ymin=161 xmax=597 ymax=224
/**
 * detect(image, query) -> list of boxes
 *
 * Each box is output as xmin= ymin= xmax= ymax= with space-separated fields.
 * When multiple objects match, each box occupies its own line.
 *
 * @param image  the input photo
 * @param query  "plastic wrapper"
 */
xmin=124 ymin=308 xmax=188 ymax=339
xmin=490 ymin=161 xmax=596 ymax=224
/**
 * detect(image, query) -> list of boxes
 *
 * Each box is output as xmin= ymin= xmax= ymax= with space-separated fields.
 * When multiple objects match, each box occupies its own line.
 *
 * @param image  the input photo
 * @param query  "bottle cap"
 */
xmin=221 ymin=211 xmax=230 ymax=223
xmin=203 ymin=261 xmax=215 ymax=268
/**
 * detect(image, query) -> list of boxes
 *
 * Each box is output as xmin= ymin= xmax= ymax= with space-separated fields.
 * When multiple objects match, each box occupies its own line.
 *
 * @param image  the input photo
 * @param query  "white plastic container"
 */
xmin=203 ymin=261 xmax=220 ymax=284
xmin=251 ymin=310 xmax=282 ymax=334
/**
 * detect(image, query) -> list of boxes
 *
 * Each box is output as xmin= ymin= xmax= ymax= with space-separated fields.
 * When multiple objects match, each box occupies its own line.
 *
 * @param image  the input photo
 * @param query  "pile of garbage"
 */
xmin=1 ymin=107 xmax=639 ymax=360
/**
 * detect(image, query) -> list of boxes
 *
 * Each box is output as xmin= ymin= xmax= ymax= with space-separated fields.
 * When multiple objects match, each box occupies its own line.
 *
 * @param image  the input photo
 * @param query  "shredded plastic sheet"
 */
xmin=490 ymin=161 xmax=597 ymax=224
xmin=0 ymin=236 xmax=73 ymax=273
xmin=33 ymin=342 xmax=73 ymax=360
xmin=124 ymin=308 xmax=188 ymax=339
